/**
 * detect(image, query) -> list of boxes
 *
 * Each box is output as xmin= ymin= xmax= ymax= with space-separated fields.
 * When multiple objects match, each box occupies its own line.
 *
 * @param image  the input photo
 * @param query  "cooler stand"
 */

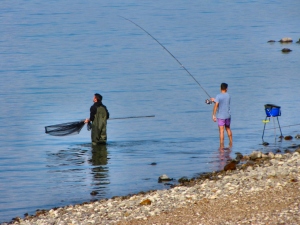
xmin=262 ymin=104 xmax=283 ymax=143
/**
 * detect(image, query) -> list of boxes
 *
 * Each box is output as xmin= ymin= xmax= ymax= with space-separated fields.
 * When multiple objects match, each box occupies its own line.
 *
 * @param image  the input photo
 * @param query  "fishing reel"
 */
xmin=205 ymin=99 xmax=213 ymax=105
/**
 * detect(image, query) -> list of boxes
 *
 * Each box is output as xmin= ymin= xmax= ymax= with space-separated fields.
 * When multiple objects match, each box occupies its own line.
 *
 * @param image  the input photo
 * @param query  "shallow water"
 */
xmin=1 ymin=0 xmax=300 ymax=222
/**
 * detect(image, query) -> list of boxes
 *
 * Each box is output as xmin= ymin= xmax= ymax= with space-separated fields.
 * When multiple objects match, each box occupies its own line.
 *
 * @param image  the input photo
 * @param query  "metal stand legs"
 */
xmin=262 ymin=116 xmax=283 ymax=143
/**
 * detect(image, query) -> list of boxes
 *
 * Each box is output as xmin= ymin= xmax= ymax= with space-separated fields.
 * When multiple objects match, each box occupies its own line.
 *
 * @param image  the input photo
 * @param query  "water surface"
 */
xmin=1 ymin=0 xmax=300 ymax=222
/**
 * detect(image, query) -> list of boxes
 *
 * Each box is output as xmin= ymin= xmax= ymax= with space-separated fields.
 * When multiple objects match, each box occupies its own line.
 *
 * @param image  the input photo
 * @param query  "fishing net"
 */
xmin=45 ymin=120 xmax=86 ymax=136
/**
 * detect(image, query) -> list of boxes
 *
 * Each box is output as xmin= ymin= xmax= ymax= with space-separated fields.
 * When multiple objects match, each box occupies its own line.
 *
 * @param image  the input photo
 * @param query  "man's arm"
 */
xmin=212 ymin=102 xmax=218 ymax=122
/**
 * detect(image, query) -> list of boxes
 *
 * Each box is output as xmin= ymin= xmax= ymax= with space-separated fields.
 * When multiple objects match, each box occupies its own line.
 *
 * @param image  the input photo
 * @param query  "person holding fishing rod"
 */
xmin=84 ymin=93 xmax=109 ymax=145
xmin=121 ymin=17 xmax=232 ymax=148
xmin=211 ymin=83 xmax=233 ymax=149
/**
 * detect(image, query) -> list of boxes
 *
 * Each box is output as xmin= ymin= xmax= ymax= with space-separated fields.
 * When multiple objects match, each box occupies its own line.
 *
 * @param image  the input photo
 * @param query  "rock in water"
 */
xmin=282 ymin=48 xmax=292 ymax=53
xmin=284 ymin=135 xmax=293 ymax=140
xmin=279 ymin=37 xmax=293 ymax=43
xmin=158 ymin=174 xmax=173 ymax=182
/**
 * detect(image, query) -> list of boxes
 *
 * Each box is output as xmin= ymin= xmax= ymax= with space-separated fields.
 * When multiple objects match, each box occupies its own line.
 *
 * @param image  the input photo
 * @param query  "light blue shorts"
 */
xmin=217 ymin=118 xmax=231 ymax=127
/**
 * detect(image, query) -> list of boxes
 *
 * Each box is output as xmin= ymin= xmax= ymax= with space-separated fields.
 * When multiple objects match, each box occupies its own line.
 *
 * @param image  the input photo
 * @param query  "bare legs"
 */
xmin=218 ymin=125 xmax=232 ymax=149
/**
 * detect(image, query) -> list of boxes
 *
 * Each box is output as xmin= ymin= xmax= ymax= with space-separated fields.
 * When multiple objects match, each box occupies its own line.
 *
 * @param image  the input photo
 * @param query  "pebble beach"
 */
xmin=3 ymin=147 xmax=300 ymax=225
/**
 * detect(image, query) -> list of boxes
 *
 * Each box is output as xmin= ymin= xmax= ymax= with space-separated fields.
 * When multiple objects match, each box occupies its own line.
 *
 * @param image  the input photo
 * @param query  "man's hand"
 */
xmin=212 ymin=115 xmax=217 ymax=122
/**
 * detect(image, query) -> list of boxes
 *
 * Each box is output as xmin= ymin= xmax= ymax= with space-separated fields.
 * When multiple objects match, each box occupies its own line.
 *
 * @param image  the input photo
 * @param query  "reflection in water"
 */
xmin=218 ymin=148 xmax=232 ymax=171
xmin=47 ymin=148 xmax=89 ymax=171
xmin=89 ymin=144 xmax=110 ymax=193
xmin=210 ymin=147 xmax=232 ymax=172
xmin=46 ymin=144 xmax=110 ymax=199
xmin=90 ymin=144 xmax=108 ymax=165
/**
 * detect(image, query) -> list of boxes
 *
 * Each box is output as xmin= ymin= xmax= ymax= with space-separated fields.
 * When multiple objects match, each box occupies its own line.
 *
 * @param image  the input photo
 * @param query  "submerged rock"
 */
xmin=263 ymin=142 xmax=269 ymax=146
xmin=282 ymin=48 xmax=292 ymax=53
xmin=90 ymin=191 xmax=99 ymax=196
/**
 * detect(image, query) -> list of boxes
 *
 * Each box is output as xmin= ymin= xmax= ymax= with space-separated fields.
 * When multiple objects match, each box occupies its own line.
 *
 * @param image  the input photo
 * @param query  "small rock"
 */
xmin=249 ymin=151 xmax=262 ymax=160
xmin=279 ymin=37 xmax=293 ymax=43
xmin=90 ymin=191 xmax=98 ymax=196
xmin=284 ymin=135 xmax=293 ymax=140
xmin=140 ymin=199 xmax=152 ymax=205
xmin=245 ymin=161 xmax=255 ymax=166
xmin=12 ymin=217 xmax=22 ymax=223
xmin=158 ymin=174 xmax=173 ymax=182
xmin=284 ymin=149 xmax=292 ymax=153
xmin=281 ymin=48 xmax=292 ymax=53
xmin=268 ymin=40 xmax=276 ymax=42
xmin=268 ymin=152 xmax=275 ymax=158
xmin=235 ymin=152 xmax=243 ymax=161
xmin=295 ymin=134 xmax=300 ymax=139
xmin=178 ymin=177 xmax=190 ymax=183
xmin=224 ymin=160 xmax=237 ymax=171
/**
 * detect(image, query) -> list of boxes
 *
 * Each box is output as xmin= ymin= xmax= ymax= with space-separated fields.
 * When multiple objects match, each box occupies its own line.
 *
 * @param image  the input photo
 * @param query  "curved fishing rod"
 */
xmin=121 ymin=16 xmax=212 ymax=102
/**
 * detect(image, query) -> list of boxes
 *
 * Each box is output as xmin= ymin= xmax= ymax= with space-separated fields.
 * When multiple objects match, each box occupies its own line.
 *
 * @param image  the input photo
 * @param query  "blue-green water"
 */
xmin=1 ymin=0 xmax=300 ymax=222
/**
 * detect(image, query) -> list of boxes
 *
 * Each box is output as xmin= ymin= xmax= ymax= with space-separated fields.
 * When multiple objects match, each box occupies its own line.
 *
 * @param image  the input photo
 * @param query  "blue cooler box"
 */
xmin=264 ymin=104 xmax=281 ymax=117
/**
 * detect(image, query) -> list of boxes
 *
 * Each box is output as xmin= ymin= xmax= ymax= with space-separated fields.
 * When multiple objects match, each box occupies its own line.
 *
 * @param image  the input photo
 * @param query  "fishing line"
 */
xmin=121 ymin=16 xmax=212 ymax=103
xmin=262 ymin=123 xmax=300 ymax=131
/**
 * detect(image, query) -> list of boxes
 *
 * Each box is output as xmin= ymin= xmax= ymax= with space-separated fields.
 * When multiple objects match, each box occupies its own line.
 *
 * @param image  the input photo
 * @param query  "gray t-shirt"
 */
xmin=215 ymin=92 xmax=231 ymax=119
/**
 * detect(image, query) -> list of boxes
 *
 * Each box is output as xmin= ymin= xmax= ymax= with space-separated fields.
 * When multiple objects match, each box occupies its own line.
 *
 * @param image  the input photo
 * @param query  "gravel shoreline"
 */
xmin=3 ymin=148 xmax=300 ymax=225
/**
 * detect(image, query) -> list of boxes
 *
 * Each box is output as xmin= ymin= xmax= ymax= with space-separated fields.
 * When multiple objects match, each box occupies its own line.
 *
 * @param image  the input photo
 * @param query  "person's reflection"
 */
xmin=91 ymin=144 xmax=108 ymax=165
xmin=90 ymin=144 xmax=109 ymax=191
xmin=218 ymin=147 xmax=232 ymax=171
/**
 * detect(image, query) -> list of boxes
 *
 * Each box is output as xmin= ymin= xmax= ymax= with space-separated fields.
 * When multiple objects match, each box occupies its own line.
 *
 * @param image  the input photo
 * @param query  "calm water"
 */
xmin=1 ymin=0 xmax=300 ymax=222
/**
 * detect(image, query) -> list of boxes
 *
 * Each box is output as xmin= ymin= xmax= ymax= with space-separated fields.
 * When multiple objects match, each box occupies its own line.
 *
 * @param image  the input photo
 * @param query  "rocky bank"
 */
xmin=3 ymin=148 xmax=300 ymax=225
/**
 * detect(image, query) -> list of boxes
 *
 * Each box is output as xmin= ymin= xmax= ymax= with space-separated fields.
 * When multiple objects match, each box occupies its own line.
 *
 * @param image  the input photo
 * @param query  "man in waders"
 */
xmin=84 ymin=93 xmax=109 ymax=145
xmin=211 ymin=83 xmax=232 ymax=149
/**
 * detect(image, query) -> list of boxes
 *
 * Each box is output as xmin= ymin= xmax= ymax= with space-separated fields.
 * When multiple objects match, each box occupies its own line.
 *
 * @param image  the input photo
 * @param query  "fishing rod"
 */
xmin=45 ymin=115 xmax=155 ymax=136
xmin=121 ymin=16 xmax=213 ymax=104
xmin=87 ymin=115 xmax=155 ymax=131
xmin=109 ymin=115 xmax=155 ymax=120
